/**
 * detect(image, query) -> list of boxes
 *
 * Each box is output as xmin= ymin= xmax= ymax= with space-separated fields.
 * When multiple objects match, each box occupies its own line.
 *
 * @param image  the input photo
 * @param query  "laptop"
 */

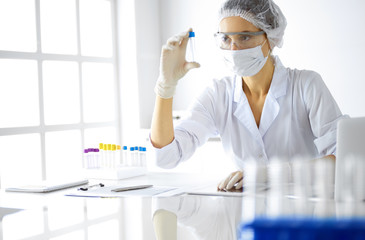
xmin=335 ymin=117 xmax=365 ymax=201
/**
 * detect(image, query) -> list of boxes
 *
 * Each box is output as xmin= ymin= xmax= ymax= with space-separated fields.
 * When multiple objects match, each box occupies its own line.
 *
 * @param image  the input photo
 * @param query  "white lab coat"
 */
xmin=152 ymin=56 xmax=347 ymax=169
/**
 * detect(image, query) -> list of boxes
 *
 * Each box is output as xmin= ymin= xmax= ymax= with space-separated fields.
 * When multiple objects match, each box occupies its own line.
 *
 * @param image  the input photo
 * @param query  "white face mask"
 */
xmin=221 ymin=40 xmax=269 ymax=77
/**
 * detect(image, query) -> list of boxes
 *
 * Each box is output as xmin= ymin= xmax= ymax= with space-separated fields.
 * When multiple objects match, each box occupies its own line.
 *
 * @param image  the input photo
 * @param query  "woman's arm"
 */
xmin=151 ymin=28 xmax=199 ymax=149
xmin=150 ymin=96 xmax=174 ymax=148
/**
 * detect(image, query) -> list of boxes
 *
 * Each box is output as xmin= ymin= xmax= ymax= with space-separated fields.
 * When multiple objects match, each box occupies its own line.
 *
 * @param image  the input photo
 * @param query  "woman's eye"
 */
xmin=238 ymin=35 xmax=251 ymax=41
xmin=222 ymin=35 xmax=230 ymax=43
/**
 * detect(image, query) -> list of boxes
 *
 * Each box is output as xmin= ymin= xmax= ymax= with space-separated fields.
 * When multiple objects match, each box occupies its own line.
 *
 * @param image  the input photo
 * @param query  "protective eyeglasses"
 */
xmin=214 ymin=31 xmax=266 ymax=50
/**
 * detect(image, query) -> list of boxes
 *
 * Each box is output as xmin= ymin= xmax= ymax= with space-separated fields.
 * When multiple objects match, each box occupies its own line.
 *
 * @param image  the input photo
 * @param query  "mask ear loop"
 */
xmin=261 ymin=38 xmax=271 ymax=58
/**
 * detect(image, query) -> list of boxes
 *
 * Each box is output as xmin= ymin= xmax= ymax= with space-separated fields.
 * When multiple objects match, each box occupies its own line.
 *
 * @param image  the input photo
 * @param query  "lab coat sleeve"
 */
xmin=302 ymin=71 xmax=347 ymax=156
xmin=151 ymin=81 xmax=220 ymax=169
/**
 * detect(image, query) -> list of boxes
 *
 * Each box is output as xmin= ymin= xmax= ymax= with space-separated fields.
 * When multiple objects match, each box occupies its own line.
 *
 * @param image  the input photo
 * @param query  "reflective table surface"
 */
xmin=1 ymin=172 xmax=364 ymax=240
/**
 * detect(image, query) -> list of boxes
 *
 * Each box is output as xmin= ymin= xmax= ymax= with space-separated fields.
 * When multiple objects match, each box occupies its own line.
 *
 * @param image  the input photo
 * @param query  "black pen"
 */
xmin=78 ymin=183 xmax=104 ymax=191
xmin=111 ymin=184 xmax=153 ymax=192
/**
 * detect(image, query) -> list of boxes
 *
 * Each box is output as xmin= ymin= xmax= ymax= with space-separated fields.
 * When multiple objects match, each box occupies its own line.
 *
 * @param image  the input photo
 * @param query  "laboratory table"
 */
xmin=0 ymin=172 xmax=364 ymax=240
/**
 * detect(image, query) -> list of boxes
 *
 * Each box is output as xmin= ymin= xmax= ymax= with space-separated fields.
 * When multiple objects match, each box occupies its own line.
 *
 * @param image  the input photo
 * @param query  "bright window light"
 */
xmin=0 ymin=59 xmax=39 ymax=128
xmin=0 ymin=134 xmax=42 ymax=187
xmin=84 ymin=127 xmax=117 ymax=148
xmin=82 ymin=62 xmax=115 ymax=123
xmin=45 ymin=130 xmax=82 ymax=180
xmin=43 ymin=60 xmax=80 ymax=125
xmin=79 ymin=0 xmax=113 ymax=57
xmin=0 ymin=0 xmax=37 ymax=52
xmin=40 ymin=0 xmax=78 ymax=54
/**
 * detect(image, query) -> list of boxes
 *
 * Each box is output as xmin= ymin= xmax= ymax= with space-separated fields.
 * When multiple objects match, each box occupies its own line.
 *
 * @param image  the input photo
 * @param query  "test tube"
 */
xmin=94 ymin=148 xmax=100 ymax=168
xmin=138 ymin=147 xmax=143 ymax=166
xmin=88 ymin=148 xmax=94 ymax=168
xmin=116 ymin=145 xmax=121 ymax=166
xmin=83 ymin=149 xmax=89 ymax=169
xmin=103 ymin=144 xmax=109 ymax=168
xmin=129 ymin=147 xmax=135 ymax=166
xmin=123 ymin=146 xmax=128 ymax=166
xmin=107 ymin=144 xmax=112 ymax=168
xmin=135 ymin=146 xmax=139 ymax=166
xmin=140 ymin=147 xmax=147 ymax=168
xmin=187 ymin=31 xmax=196 ymax=62
xmin=99 ymin=143 xmax=104 ymax=168
xmin=111 ymin=144 xmax=116 ymax=169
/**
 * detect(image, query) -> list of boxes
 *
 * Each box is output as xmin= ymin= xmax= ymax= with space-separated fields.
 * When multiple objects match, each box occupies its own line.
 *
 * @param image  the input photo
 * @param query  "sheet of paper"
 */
xmin=65 ymin=185 xmax=177 ymax=198
xmin=185 ymin=183 xmax=269 ymax=197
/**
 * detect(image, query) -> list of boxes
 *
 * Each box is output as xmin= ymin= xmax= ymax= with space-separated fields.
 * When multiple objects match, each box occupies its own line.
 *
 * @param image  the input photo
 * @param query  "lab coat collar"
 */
xmin=258 ymin=56 xmax=288 ymax=137
xmin=233 ymin=88 xmax=264 ymax=147
xmin=233 ymin=56 xmax=288 ymax=144
xmin=268 ymin=56 xmax=287 ymax=99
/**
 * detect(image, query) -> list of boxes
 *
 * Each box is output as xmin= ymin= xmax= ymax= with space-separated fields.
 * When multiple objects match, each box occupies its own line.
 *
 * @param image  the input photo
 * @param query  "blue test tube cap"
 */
xmin=130 ymin=147 xmax=134 ymax=151
xmin=123 ymin=146 xmax=127 ymax=150
xmin=135 ymin=146 xmax=138 ymax=151
xmin=189 ymin=31 xmax=195 ymax=38
xmin=143 ymin=147 xmax=147 ymax=152
xmin=139 ymin=146 xmax=142 ymax=151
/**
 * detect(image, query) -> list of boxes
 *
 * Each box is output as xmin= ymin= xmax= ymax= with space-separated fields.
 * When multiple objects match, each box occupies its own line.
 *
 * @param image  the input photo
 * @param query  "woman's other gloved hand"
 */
xmin=154 ymin=28 xmax=200 ymax=99
xmin=217 ymin=171 xmax=243 ymax=191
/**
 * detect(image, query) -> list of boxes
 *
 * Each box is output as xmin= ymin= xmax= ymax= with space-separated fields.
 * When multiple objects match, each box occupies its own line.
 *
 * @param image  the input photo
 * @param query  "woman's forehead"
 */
xmin=219 ymin=16 xmax=261 ymax=32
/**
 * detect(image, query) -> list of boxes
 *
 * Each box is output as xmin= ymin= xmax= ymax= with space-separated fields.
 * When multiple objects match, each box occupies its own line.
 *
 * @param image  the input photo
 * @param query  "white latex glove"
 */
xmin=217 ymin=171 xmax=243 ymax=191
xmin=154 ymin=28 xmax=200 ymax=99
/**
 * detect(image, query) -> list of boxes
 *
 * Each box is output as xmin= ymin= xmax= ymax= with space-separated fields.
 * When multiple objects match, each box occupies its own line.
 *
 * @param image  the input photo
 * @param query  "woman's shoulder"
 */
xmin=203 ymin=75 xmax=236 ymax=96
xmin=275 ymin=57 xmax=323 ymax=85
xmin=283 ymin=65 xmax=325 ymax=92
xmin=195 ymin=75 xmax=236 ymax=108
xmin=211 ymin=75 xmax=236 ymax=88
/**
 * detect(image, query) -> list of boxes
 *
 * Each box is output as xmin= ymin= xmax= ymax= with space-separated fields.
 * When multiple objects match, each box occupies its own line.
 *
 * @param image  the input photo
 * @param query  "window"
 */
xmin=0 ymin=0 xmax=121 ymax=187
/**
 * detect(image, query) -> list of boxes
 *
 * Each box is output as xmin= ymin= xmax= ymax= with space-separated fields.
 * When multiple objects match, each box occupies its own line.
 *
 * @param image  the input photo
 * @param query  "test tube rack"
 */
xmin=83 ymin=144 xmax=148 ymax=180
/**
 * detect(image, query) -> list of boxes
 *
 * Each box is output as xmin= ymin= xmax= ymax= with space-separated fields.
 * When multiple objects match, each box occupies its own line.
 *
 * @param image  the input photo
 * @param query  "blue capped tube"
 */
xmin=187 ymin=31 xmax=196 ymax=62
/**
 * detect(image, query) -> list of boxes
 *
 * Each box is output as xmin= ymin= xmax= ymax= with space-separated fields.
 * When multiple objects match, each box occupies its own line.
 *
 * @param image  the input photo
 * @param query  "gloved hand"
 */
xmin=217 ymin=171 xmax=243 ymax=191
xmin=154 ymin=28 xmax=200 ymax=99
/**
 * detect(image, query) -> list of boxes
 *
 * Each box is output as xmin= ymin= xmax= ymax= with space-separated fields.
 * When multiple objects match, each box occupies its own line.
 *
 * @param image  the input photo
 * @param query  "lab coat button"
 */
xmin=258 ymin=154 xmax=264 ymax=158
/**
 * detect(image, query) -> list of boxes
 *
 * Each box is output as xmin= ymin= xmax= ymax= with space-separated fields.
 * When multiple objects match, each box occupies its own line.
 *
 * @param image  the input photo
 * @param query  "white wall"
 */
xmin=135 ymin=0 xmax=229 ymax=129
xmin=134 ymin=0 xmax=162 ymax=129
xmin=130 ymin=0 xmax=365 ymax=174
xmin=274 ymin=0 xmax=365 ymax=117
xmin=134 ymin=0 xmax=365 ymax=130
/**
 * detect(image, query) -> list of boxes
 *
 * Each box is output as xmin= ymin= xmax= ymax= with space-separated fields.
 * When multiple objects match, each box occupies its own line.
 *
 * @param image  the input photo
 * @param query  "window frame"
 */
xmin=0 ymin=0 xmax=122 ymax=181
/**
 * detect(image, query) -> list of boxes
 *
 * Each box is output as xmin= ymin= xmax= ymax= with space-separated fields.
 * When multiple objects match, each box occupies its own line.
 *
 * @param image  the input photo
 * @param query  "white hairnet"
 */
xmin=218 ymin=0 xmax=287 ymax=49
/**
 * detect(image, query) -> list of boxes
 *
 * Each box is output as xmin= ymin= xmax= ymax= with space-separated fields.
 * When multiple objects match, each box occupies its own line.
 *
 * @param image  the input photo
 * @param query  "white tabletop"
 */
xmin=0 ymin=172 xmax=364 ymax=240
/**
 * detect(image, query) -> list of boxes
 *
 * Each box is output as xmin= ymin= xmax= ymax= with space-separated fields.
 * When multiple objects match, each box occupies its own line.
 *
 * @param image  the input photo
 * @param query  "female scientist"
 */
xmin=150 ymin=0 xmax=346 ymax=191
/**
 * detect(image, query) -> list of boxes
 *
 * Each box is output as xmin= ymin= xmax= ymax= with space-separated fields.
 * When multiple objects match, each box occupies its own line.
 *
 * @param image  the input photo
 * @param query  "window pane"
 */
xmin=0 ymin=0 xmax=37 ymax=52
xmin=45 ymin=130 xmax=82 ymax=180
xmin=40 ymin=0 xmax=78 ymax=54
xmin=82 ymin=63 xmax=115 ymax=122
xmin=0 ymin=59 xmax=39 ymax=128
xmin=0 ymin=134 xmax=42 ymax=188
xmin=84 ymin=127 xmax=117 ymax=148
xmin=43 ymin=61 xmax=80 ymax=125
xmin=79 ymin=0 xmax=113 ymax=57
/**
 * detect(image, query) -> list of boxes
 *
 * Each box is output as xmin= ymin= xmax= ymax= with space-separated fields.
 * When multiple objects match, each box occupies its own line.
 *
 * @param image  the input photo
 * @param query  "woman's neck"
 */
xmin=242 ymin=56 xmax=275 ymax=97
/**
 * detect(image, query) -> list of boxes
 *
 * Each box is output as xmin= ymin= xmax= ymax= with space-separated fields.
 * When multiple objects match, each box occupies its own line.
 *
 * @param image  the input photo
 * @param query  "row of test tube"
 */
xmin=83 ymin=143 xmax=147 ymax=169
